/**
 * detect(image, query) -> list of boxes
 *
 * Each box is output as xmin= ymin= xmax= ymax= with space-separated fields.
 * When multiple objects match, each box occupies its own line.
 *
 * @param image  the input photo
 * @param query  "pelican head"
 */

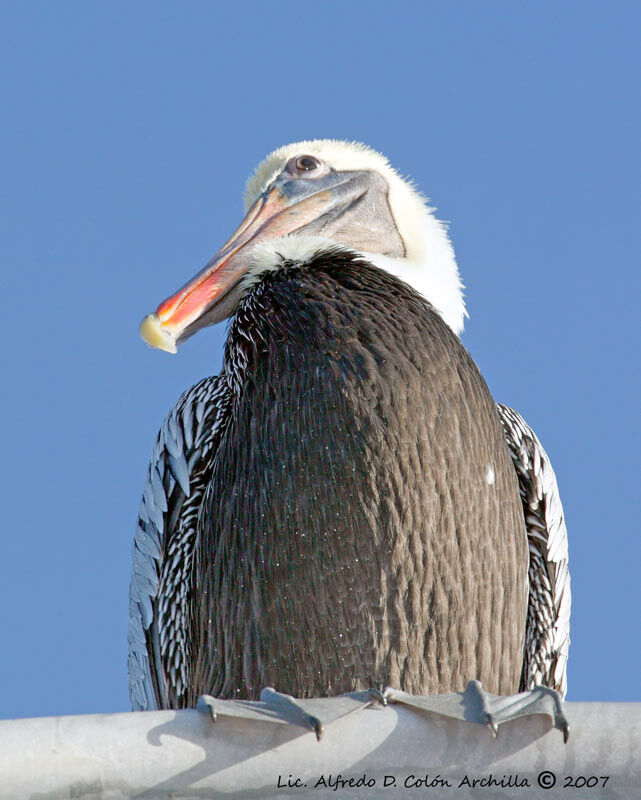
xmin=140 ymin=140 xmax=465 ymax=353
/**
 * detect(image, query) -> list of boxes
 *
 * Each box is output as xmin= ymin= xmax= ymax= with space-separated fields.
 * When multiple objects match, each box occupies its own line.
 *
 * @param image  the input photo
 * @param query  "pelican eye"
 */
xmin=285 ymin=154 xmax=327 ymax=180
xmin=295 ymin=155 xmax=321 ymax=172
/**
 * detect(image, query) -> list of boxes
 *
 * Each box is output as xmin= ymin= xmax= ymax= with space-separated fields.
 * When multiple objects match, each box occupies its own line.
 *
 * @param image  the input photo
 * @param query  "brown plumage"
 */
xmin=187 ymin=254 xmax=527 ymax=703
xmin=129 ymin=140 xmax=569 ymax=714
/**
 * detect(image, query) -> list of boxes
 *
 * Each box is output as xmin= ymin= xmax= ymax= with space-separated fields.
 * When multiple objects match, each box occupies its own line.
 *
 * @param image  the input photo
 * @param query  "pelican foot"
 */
xmin=196 ymin=688 xmax=385 ymax=742
xmin=384 ymin=680 xmax=569 ymax=743
xmin=257 ymin=687 xmax=386 ymax=741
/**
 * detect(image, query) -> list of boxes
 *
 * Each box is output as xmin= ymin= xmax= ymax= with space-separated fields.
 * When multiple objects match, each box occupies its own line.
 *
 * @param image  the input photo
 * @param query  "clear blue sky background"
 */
xmin=1 ymin=2 xmax=639 ymax=719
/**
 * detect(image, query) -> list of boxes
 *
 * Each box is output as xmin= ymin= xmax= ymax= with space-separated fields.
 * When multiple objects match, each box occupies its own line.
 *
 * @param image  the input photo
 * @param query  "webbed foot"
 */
xmin=384 ymin=680 xmax=570 ymax=742
xmin=197 ymin=687 xmax=384 ymax=741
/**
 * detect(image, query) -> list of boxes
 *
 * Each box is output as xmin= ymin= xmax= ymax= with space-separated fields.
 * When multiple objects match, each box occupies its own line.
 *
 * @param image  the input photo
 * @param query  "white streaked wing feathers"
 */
xmin=497 ymin=404 xmax=571 ymax=697
xmin=128 ymin=375 xmax=229 ymax=711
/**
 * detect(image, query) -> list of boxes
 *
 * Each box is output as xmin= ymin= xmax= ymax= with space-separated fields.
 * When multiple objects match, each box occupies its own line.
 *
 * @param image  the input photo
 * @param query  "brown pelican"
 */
xmin=129 ymin=140 xmax=570 ymax=735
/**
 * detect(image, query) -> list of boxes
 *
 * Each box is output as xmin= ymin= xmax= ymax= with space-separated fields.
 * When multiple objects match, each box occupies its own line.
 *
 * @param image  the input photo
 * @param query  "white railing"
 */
xmin=0 ymin=700 xmax=639 ymax=799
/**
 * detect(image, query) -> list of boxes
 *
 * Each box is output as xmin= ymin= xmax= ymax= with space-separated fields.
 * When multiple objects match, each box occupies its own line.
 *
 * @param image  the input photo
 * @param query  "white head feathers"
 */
xmin=245 ymin=139 xmax=466 ymax=335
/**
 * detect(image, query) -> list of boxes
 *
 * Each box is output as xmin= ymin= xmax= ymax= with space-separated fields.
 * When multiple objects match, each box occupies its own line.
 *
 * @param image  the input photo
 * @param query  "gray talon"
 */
xmin=196 ymin=694 xmax=217 ymax=722
xmin=259 ymin=687 xmax=329 ymax=742
xmin=484 ymin=712 xmax=499 ymax=737
xmin=546 ymin=686 xmax=571 ymax=743
xmin=367 ymin=688 xmax=388 ymax=707
xmin=307 ymin=716 xmax=323 ymax=741
xmin=467 ymin=680 xmax=499 ymax=737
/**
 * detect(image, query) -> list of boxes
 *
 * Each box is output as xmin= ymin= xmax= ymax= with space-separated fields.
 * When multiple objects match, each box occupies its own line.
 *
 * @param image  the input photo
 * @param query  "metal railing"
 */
xmin=0 ymin=699 xmax=639 ymax=799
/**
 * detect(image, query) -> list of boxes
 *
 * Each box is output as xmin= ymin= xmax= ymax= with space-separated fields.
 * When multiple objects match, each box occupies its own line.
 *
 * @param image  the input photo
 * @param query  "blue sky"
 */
xmin=1 ymin=1 xmax=639 ymax=719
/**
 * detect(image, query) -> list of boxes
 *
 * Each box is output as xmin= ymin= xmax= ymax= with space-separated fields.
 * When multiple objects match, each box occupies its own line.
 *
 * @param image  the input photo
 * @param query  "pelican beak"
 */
xmin=140 ymin=176 xmax=365 ymax=353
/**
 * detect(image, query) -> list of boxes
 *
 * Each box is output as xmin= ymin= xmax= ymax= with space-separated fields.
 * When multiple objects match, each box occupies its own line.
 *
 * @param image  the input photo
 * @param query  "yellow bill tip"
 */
xmin=139 ymin=313 xmax=178 ymax=354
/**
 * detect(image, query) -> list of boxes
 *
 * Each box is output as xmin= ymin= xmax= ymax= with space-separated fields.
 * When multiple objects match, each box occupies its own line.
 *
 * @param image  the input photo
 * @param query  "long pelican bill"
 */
xmin=139 ymin=179 xmax=358 ymax=352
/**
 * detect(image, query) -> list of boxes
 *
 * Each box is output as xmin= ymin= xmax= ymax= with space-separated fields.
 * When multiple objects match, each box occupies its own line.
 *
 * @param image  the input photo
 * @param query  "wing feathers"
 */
xmin=497 ymin=404 xmax=571 ymax=697
xmin=128 ymin=375 xmax=229 ymax=710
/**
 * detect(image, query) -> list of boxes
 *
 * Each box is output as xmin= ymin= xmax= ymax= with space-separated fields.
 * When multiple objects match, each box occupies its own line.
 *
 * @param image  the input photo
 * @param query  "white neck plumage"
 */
xmin=246 ymin=221 xmax=467 ymax=338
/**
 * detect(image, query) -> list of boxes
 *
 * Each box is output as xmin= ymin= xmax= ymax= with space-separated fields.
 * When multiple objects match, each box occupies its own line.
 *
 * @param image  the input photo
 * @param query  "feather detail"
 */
xmin=127 ymin=375 xmax=231 ymax=710
xmin=497 ymin=404 xmax=571 ymax=697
